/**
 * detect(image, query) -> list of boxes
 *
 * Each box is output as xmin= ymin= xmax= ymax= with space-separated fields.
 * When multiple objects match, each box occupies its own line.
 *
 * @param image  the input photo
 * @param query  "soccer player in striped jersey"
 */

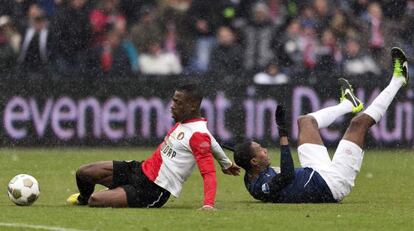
xmin=234 ymin=47 xmax=409 ymax=203
xmin=67 ymin=84 xmax=240 ymax=210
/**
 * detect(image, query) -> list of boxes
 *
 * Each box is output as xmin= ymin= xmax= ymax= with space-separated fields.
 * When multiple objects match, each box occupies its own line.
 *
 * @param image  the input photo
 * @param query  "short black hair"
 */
xmin=234 ymin=141 xmax=254 ymax=171
xmin=176 ymin=83 xmax=203 ymax=107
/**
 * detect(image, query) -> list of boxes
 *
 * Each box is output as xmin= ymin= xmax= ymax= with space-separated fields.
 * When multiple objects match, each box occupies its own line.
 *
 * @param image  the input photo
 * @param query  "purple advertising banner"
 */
xmin=0 ymin=78 xmax=413 ymax=147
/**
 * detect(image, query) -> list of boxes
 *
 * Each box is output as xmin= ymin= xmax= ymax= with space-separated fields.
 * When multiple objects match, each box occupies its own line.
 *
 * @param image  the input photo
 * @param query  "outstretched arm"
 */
xmin=266 ymin=105 xmax=295 ymax=201
xmin=190 ymin=132 xmax=217 ymax=209
xmin=211 ymin=140 xmax=240 ymax=176
xmin=275 ymin=105 xmax=295 ymax=181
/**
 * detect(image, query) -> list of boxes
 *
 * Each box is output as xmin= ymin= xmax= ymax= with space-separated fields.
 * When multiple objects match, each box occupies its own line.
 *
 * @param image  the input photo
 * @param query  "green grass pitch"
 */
xmin=1 ymin=148 xmax=414 ymax=231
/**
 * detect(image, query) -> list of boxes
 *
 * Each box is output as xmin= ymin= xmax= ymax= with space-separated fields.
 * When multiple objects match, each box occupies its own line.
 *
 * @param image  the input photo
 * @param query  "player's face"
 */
xmin=171 ymin=91 xmax=193 ymax=122
xmin=250 ymin=142 xmax=271 ymax=168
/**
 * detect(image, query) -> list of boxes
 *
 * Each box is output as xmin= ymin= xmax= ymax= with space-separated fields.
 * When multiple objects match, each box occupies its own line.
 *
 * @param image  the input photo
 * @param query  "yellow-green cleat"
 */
xmin=391 ymin=47 xmax=409 ymax=86
xmin=339 ymin=78 xmax=364 ymax=113
xmin=66 ymin=193 xmax=81 ymax=205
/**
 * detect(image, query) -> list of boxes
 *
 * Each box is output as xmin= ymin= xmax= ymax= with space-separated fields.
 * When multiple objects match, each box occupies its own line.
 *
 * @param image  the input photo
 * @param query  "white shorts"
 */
xmin=297 ymin=140 xmax=364 ymax=201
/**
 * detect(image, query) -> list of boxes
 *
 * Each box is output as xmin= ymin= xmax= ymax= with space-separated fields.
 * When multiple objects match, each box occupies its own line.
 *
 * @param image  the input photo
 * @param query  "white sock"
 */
xmin=363 ymin=77 xmax=404 ymax=123
xmin=308 ymin=100 xmax=354 ymax=128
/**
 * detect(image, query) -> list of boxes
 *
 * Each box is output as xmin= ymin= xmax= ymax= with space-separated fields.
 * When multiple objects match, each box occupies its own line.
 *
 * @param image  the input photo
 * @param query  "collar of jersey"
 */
xmin=181 ymin=117 xmax=207 ymax=123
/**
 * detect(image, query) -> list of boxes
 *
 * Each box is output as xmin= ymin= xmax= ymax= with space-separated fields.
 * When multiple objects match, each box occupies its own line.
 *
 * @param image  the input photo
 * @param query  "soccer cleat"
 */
xmin=391 ymin=47 xmax=409 ymax=86
xmin=66 ymin=193 xmax=86 ymax=205
xmin=339 ymin=78 xmax=364 ymax=113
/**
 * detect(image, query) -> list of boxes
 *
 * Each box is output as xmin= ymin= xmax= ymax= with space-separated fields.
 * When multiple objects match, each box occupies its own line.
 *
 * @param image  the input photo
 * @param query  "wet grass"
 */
xmin=0 ymin=148 xmax=413 ymax=231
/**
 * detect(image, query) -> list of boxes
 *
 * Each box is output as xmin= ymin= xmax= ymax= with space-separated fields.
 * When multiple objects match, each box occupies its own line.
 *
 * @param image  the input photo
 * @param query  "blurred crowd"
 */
xmin=0 ymin=0 xmax=413 ymax=85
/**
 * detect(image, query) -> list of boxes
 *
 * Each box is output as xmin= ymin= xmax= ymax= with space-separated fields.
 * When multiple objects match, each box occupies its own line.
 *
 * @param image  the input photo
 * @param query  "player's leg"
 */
xmin=298 ymin=77 xmax=363 ymax=146
xmin=297 ymin=78 xmax=364 ymax=171
xmin=88 ymin=187 xmax=128 ymax=207
xmin=88 ymin=160 xmax=171 ymax=208
xmin=343 ymin=47 xmax=408 ymax=147
xmin=329 ymin=47 xmax=409 ymax=201
xmin=75 ymin=161 xmax=115 ymax=204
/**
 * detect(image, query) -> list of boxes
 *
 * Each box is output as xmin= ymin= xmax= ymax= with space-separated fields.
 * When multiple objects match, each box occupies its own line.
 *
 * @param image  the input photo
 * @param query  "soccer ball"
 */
xmin=7 ymin=174 xmax=40 ymax=206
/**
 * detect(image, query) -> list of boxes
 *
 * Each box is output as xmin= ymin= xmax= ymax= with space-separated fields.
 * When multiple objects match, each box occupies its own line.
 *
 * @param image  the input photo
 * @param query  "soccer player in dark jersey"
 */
xmin=234 ymin=47 xmax=409 ymax=203
xmin=66 ymin=84 xmax=240 ymax=210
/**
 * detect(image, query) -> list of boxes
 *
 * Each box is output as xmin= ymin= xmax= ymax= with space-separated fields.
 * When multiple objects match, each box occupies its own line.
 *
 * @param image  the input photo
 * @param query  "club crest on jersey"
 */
xmin=177 ymin=132 xmax=184 ymax=140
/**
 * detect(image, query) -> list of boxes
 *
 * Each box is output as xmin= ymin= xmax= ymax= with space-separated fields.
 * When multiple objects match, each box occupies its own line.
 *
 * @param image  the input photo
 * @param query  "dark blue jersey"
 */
xmin=244 ymin=146 xmax=336 ymax=203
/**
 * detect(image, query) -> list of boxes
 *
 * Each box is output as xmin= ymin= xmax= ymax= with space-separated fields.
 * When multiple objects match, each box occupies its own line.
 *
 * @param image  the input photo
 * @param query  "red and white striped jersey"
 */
xmin=141 ymin=118 xmax=231 ymax=206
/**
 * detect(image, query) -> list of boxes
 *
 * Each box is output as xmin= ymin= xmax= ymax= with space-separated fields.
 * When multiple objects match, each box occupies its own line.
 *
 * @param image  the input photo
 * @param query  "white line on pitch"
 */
xmin=0 ymin=222 xmax=88 ymax=231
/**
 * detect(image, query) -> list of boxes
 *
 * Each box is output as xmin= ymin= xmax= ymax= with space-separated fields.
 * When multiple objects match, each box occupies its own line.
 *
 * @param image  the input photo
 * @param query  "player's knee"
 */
xmin=88 ymin=194 xmax=101 ymax=207
xmin=297 ymin=115 xmax=317 ymax=127
xmin=348 ymin=115 xmax=370 ymax=132
xmin=76 ymin=164 xmax=95 ymax=179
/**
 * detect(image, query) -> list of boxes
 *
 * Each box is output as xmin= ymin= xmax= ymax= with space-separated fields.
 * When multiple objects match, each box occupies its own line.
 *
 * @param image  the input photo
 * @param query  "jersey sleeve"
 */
xmin=210 ymin=138 xmax=233 ymax=170
xmin=267 ymin=145 xmax=295 ymax=201
xmin=189 ymin=132 xmax=217 ymax=207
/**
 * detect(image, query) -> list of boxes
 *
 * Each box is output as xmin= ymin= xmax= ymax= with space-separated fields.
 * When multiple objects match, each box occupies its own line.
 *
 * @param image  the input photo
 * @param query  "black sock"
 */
xmin=76 ymin=175 xmax=95 ymax=205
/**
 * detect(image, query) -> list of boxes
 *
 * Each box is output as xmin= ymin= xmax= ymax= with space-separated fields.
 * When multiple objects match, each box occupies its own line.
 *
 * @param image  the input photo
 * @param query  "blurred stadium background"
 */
xmin=1 ymin=0 xmax=413 ymax=148
xmin=1 ymin=0 xmax=414 ymax=230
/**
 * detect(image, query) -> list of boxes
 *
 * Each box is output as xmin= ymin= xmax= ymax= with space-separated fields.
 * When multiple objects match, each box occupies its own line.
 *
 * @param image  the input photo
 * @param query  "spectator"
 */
xmin=401 ymin=0 xmax=414 ymax=47
xmin=0 ymin=0 xmax=35 ymax=30
xmin=329 ymin=9 xmax=361 ymax=43
xmin=89 ymin=0 xmax=126 ymax=46
xmin=363 ymin=2 xmax=386 ymax=65
xmin=84 ymin=26 xmax=131 ymax=77
xmin=312 ymin=0 xmax=332 ymax=32
xmin=314 ymin=28 xmax=342 ymax=80
xmin=0 ymin=16 xmax=20 ymax=75
xmin=119 ymin=0 xmax=156 ymax=26
xmin=351 ymin=0 xmax=369 ymax=18
xmin=342 ymin=38 xmax=381 ymax=78
xmin=16 ymin=4 xmax=51 ymax=75
xmin=37 ymin=0 xmax=64 ymax=18
xmin=253 ymin=60 xmax=289 ymax=85
xmin=130 ymin=5 xmax=162 ymax=53
xmin=208 ymin=25 xmax=244 ymax=85
xmin=242 ymin=2 xmax=275 ymax=73
xmin=157 ymin=0 xmax=193 ymax=67
xmin=266 ymin=0 xmax=288 ymax=27
xmin=50 ymin=0 xmax=91 ymax=76
xmin=274 ymin=18 xmax=303 ymax=74
xmin=186 ymin=0 xmax=222 ymax=73
xmin=139 ymin=40 xmax=182 ymax=75
xmin=0 ymin=15 xmax=21 ymax=54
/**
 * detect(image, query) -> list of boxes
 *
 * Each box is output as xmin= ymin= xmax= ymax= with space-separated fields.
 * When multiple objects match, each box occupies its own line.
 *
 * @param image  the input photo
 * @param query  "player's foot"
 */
xmin=339 ymin=78 xmax=364 ymax=113
xmin=66 ymin=193 xmax=87 ymax=205
xmin=391 ymin=47 xmax=409 ymax=86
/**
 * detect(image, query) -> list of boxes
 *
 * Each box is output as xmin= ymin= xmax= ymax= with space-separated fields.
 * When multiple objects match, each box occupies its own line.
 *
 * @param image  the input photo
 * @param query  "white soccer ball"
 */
xmin=7 ymin=174 xmax=40 ymax=206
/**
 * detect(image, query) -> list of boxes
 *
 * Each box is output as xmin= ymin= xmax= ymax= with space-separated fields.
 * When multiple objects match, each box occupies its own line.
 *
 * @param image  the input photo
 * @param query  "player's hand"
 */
xmin=222 ymin=163 xmax=240 ymax=176
xmin=198 ymin=205 xmax=217 ymax=211
xmin=275 ymin=105 xmax=288 ymax=137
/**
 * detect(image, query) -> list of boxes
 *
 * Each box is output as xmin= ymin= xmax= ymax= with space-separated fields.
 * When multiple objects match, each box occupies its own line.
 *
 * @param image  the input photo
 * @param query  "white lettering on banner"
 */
xmin=52 ymin=97 xmax=77 ymax=140
xmin=215 ymin=92 xmax=232 ymax=140
xmin=126 ymin=97 xmax=171 ymax=139
xmin=2 ymin=88 xmax=413 ymax=143
xmin=30 ymin=98 xmax=53 ymax=137
xmin=102 ymin=97 xmax=127 ymax=140
xmin=4 ymin=97 xmax=30 ymax=139
xmin=78 ymin=97 xmax=101 ymax=138
xmin=244 ymin=97 xmax=255 ymax=139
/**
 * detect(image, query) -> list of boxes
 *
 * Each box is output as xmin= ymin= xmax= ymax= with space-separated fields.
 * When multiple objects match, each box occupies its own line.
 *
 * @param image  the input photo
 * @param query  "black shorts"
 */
xmin=112 ymin=160 xmax=170 ymax=208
